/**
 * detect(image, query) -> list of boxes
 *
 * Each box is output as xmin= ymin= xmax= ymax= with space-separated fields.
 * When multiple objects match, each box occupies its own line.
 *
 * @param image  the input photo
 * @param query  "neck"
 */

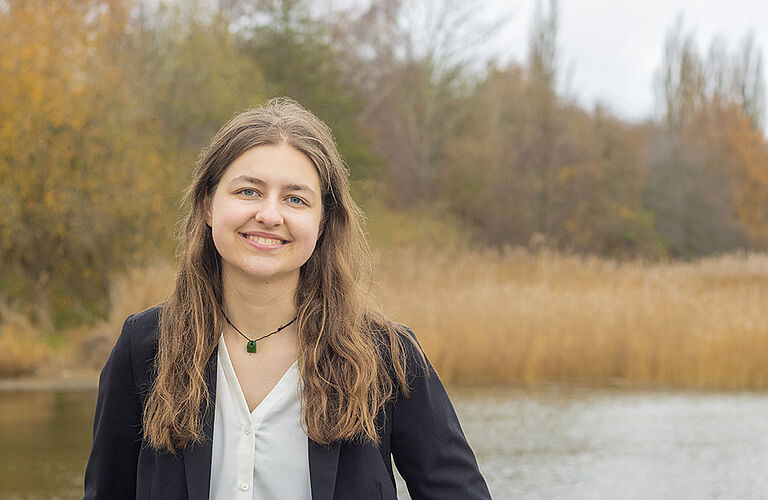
xmin=221 ymin=267 xmax=299 ymax=333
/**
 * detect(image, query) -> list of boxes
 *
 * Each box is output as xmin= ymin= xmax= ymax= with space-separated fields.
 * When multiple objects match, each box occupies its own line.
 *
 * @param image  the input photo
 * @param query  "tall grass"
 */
xmin=374 ymin=246 xmax=768 ymax=389
xmin=0 ymin=303 xmax=51 ymax=377
xmin=4 ymin=247 xmax=767 ymax=390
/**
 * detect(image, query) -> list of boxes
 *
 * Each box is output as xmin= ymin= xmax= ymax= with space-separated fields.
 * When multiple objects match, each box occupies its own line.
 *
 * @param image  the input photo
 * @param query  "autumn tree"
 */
xmin=649 ymin=19 xmax=768 ymax=256
xmin=0 ymin=0 xmax=172 ymax=324
xmin=439 ymin=63 xmax=656 ymax=257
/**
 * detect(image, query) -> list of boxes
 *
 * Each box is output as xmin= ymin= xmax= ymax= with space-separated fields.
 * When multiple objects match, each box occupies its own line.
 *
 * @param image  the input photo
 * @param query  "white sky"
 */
xmin=485 ymin=0 xmax=768 ymax=124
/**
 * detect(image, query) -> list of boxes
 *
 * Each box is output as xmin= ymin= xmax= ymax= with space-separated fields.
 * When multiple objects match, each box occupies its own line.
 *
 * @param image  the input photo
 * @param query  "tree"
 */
xmin=325 ymin=0 xmax=499 ymax=202
xmin=524 ymin=0 xmax=562 ymax=237
xmin=235 ymin=0 xmax=380 ymax=180
xmin=0 ymin=0 xmax=171 ymax=324
xmin=657 ymin=17 xmax=706 ymax=131
xmin=648 ymin=19 xmax=768 ymax=256
xmin=128 ymin=0 xmax=268 ymax=155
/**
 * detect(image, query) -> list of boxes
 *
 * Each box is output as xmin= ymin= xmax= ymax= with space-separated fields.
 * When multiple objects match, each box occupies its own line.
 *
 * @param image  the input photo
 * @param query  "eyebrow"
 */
xmin=228 ymin=175 xmax=318 ymax=199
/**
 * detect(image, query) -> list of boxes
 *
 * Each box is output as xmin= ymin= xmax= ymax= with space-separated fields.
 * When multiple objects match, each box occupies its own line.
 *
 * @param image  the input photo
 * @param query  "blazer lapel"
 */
xmin=308 ymin=439 xmax=341 ymax=500
xmin=180 ymin=347 xmax=341 ymax=500
xmin=183 ymin=348 xmax=218 ymax=500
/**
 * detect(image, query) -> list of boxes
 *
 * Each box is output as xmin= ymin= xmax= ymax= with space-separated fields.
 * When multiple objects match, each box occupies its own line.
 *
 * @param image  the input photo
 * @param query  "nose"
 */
xmin=254 ymin=196 xmax=283 ymax=227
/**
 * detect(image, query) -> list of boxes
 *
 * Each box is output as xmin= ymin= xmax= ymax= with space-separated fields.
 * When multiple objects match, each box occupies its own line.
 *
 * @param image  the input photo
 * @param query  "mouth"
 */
xmin=240 ymin=232 xmax=289 ymax=247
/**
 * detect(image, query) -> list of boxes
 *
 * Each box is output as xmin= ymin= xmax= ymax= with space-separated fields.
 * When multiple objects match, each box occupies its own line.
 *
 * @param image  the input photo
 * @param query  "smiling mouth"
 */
xmin=242 ymin=234 xmax=287 ymax=245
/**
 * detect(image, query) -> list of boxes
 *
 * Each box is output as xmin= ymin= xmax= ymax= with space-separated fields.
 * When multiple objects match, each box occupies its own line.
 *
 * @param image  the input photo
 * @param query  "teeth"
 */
xmin=245 ymin=234 xmax=283 ymax=245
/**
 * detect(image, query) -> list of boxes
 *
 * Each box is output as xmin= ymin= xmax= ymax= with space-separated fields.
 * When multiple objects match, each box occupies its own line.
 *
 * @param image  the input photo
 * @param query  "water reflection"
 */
xmin=2 ymin=387 xmax=768 ymax=499
xmin=447 ymin=386 xmax=768 ymax=499
xmin=0 ymin=391 xmax=95 ymax=499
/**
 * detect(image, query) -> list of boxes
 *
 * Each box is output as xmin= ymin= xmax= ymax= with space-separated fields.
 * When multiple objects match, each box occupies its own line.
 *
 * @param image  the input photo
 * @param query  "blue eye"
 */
xmin=240 ymin=188 xmax=257 ymax=197
xmin=288 ymin=196 xmax=306 ymax=205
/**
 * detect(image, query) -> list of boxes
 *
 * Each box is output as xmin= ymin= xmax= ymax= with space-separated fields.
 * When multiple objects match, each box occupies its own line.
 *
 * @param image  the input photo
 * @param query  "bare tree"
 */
xmin=324 ymin=0 xmax=506 ymax=202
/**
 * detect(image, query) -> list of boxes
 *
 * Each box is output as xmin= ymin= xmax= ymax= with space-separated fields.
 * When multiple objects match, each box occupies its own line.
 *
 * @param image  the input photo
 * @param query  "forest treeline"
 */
xmin=2 ymin=0 xmax=768 ymax=326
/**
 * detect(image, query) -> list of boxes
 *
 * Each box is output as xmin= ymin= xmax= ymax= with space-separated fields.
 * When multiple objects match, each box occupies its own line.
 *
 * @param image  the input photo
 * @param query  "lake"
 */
xmin=1 ymin=385 xmax=767 ymax=499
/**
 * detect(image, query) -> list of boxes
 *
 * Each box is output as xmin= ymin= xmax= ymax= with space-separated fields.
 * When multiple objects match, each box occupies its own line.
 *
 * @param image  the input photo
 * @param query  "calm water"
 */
xmin=2 ymin=386 xmax=768 ymax=499
xmin=0 ymin=390 xmax=96 ymax=500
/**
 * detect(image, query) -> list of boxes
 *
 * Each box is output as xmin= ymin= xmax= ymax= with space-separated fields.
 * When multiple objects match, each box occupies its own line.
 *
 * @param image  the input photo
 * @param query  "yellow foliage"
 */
xmin=708 ymin=105 xmax=768 ymax=243
xmin=0 ymin=0 xmax=177 ymax=321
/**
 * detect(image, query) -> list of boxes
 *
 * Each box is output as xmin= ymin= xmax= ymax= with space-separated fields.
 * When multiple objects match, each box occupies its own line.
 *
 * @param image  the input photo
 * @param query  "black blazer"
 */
xmin=84 ymin=306 xmax=491 ymax=499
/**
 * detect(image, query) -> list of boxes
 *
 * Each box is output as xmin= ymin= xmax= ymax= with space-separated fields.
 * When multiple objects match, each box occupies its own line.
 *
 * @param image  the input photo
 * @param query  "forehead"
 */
xmin=221 ymin=144 xmax=321 ymax=190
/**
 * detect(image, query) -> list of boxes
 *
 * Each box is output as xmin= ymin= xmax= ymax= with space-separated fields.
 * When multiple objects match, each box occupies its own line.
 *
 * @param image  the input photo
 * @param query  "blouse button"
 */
xmin=240 ymin=481 xmax=249 ymax=491
xmin=244 ymin=426 xmax=251 ymax=435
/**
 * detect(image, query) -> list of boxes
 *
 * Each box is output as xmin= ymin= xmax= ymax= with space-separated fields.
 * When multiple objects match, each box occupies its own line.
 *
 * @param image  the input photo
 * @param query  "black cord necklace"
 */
xmin=222 ymin=312 xmax=297 ymax=353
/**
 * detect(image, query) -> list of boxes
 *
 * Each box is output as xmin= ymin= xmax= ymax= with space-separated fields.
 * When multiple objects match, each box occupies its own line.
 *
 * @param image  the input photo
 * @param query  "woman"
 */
xmin=84 ymin=98 xmax=490 ymax=500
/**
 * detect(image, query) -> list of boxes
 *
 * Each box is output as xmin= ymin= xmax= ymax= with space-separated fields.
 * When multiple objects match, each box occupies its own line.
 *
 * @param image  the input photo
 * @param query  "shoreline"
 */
xmin=2 ymin=374 xmax=766 ymax=394
xmin=0 ymin=373 xmax=98 ymax=392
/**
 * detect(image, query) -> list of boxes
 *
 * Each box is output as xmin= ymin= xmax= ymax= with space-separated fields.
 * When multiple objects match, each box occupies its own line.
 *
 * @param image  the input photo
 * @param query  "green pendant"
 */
xmin=247 ymin=340 xmax=258 ymax=353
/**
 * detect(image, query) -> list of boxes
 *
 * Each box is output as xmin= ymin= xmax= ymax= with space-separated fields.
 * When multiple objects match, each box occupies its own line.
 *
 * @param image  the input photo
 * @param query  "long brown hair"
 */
xmin=143 ymin=97 xmax=415 ymax=452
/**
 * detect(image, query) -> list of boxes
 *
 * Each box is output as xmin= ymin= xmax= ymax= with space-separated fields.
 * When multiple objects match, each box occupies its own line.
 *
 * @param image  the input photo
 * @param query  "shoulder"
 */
xmin=124 ymin=303 xmax=163 ymax=333
xmin=371 ymin=320 xmax=431 ymax=386
xmin=120 ymin=304 xmax=163 ymax=351
xmin=393 ymin=323 xmax=429 ymax=373
xmin=109 ymin=304 xmax=163 ymax=385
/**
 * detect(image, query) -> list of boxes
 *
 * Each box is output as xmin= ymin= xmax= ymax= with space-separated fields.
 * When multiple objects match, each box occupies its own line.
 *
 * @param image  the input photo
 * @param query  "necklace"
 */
xmin=222 ymin=312 xmax=297 ymax=353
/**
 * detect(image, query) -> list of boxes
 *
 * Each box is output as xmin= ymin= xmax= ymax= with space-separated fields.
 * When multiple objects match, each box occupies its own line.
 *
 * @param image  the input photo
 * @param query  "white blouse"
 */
xmin=209 ymin=335 xmax=311 ymax=500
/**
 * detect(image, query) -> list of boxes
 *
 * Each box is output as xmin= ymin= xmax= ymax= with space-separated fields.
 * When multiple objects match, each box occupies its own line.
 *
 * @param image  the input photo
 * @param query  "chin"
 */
xmin=242 ymin=266 xmax=300 ymax=283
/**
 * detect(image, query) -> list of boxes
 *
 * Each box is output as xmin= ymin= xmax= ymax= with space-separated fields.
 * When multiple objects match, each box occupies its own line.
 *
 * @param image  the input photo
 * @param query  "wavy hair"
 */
xmin=143 ymin=97 xmax=415 ymax=452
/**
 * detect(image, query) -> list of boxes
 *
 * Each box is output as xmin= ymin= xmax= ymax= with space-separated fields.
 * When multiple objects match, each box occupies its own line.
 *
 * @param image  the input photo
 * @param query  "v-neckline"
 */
xmin=218 ymin=335 xmax=299 ymax=418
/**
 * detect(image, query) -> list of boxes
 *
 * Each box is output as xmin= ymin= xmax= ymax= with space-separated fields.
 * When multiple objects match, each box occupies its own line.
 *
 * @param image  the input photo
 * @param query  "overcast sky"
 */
xmin=484 ymin=0 xmax=768 ymax=125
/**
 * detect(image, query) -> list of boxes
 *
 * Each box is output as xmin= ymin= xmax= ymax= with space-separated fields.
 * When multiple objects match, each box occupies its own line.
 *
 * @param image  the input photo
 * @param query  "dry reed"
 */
xmin=374 ymin=246 xmax=768 ymax=390
xmin=0 ymin=303 xmax=51 ymax=377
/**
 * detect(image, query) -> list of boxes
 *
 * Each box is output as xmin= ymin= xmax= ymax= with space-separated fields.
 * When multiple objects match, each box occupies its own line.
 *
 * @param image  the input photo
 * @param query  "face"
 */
xmin=205 ymin=143 xmax=323 ymax=285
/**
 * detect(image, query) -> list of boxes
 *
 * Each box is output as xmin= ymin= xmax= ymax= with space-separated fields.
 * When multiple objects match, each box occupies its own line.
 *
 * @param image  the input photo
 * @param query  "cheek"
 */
xmin=211 ymin=198 xmax=247 ymax=227
xmin=298 ymin=216 xmax=323 ymax=254
xmin=209 ymin=205 xmax=245 ymax=248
